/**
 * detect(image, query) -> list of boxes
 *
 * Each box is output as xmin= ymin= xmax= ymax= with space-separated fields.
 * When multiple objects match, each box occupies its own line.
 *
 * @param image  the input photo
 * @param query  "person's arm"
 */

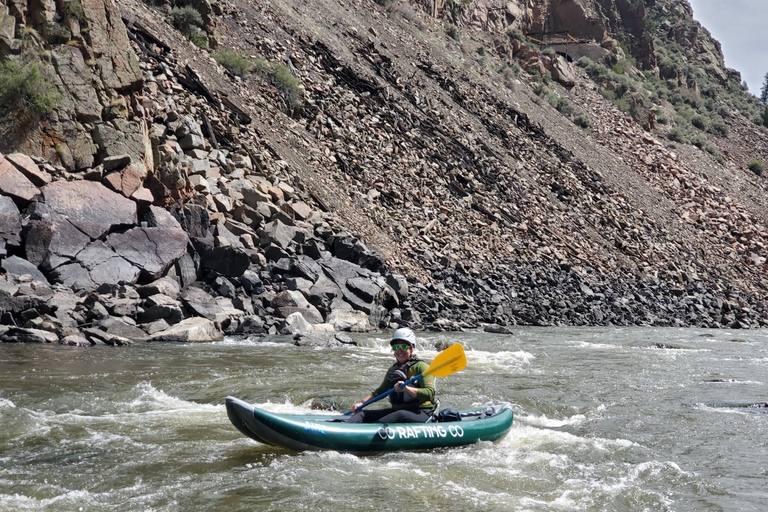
xmin=351 ymin=375 xmax=389 ymax=412
xmin=395 ymin=362 xmax=435 ymax=404
xmin=350 ymin=394 xmax=373 ymax=413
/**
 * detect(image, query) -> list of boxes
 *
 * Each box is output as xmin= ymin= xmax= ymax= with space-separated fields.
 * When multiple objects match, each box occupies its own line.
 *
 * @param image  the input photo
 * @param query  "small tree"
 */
xmin=171 ymin=6 xmax=203 ymax=38
xmin=0 ymin=59 xmax=61 ymax=118
xmin=760 ymin=72 xmax=768 ymax=105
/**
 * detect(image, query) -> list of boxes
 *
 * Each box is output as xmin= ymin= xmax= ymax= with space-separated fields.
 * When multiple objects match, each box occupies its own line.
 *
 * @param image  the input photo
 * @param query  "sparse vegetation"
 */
xmin=748 ymin=160 xmax=764 ymax=176
xmin=213 ymin=49 xmax=253 ymax=76
xmin=171 ymin=6 xmax=203 ymax=38
xmin=445 ymin=23 xmax=459 ymax=41
xmin=62 ymin=0 xmax=86 ymax=24
xmin=0 ymin=59 xmax=61 ymax=118
xmin=253 ymin=59 xmax=303 ymax=108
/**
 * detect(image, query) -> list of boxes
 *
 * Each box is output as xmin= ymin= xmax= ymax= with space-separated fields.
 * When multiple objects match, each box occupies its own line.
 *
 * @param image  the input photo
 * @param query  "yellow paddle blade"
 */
xmin=423 ymin=343 xmax=466 ymax=378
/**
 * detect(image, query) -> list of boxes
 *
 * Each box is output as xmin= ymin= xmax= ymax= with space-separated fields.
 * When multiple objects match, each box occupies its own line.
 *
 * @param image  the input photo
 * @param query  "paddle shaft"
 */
xmin=342 ymin=373 xmax=425 ymax=415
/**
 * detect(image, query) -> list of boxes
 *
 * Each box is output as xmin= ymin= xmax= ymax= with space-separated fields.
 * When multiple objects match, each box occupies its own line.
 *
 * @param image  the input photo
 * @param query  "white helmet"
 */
xmin=390 ymin=327 xmax=416 ymax=347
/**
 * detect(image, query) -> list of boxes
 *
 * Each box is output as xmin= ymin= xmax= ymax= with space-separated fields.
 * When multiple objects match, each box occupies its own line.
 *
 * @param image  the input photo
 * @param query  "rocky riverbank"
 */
xmin=2 ymin=0 xmax=768 ymax=347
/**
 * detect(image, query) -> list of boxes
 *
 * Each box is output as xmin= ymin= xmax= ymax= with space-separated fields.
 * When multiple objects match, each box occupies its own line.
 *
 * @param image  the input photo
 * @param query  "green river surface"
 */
xmin=1 ymin=327 xmax=766 ymax=511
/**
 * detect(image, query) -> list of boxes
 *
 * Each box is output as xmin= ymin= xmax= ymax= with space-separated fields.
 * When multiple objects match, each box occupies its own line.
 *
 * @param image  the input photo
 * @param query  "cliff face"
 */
xmin=1 ymin=0 xmax=768 ymax=334
xmin=0 ymin=0 xmax=146 ymax=171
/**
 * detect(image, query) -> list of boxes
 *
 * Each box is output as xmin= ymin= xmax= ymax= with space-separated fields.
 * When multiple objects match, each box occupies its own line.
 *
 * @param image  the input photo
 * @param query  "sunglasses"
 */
xmin=391 ymin=344 xmax=411 ymax=352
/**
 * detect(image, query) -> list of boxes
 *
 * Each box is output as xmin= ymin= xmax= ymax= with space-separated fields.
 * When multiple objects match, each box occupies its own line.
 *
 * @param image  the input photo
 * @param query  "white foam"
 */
xmin=468 ymin=350 xmax=535 ymax=369
xmin=519 ymin=412 xmax=587 ymax=428
xmin=126 ymin=382 xmax=219 ymax=414
xmin=0 ymin=398 xmax=15 ymax=409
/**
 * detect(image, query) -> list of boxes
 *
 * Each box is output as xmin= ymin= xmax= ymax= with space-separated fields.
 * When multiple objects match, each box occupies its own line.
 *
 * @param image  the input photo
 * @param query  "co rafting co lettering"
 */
xmin=377 ymin=424 xmax=464 ymax=440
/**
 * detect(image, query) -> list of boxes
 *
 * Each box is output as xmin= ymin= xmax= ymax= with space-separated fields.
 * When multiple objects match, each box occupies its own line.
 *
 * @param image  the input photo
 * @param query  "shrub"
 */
xmin=0 ymin=59 xmax=60 ymax=118
xmin=269 ymin=62 xmax=302 ymax=106
xmin=213 ymin=49 xmax=253 ymax=76
xmin=547 ymin=94 xmax=572 ymax=114
xmin=190 ymin=34 xmax=209 ymax=49
xmin=62 ymin=0 xmax=86 ymax=24
xmin=691 ymin=136 xmax=706 ymax=150
xmin=691 ymin=115 xmax=708 ymax=130
xmin=252 ymin=60 xmax=302 ymax=108
xmin=171 ymin=6 xmax=203 ymax=38
xmin=668 ymin=128 xmax=688 ymax=144
xmin=506 ymin=28 xmax=527 ymax=43
xmin=445 ymin=23 xmax=459 ymax=41
xmin=748 ymin=160 xmax=764 ymax=176
xmin=573 ymin=112 xmax=591 ymax=128
xmin=708 ymin=120 xmax=730 ymax=137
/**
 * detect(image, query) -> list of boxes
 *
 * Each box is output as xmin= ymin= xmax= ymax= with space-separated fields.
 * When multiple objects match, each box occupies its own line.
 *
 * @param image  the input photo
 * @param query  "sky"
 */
xmin=686 ymin=0 xmax=768 ymax=96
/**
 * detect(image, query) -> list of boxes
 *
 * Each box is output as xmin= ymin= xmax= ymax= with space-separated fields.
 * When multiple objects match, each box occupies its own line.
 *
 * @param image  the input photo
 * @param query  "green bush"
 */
xmin=445 ymin=23 xmax=459 ymax=41
xmin=252 ymin=59 xmax=302 ymax=108
xmin=668 ymin=127 xmax=688 ymax=144
xmin=0 ymin=59 xmax=60 ymax=118
xmin=190 ymin=34 xmax=208 ymax=49
xmin=269 ymin=62 xmax=302 ymax=106
xmin=573 ymin=112 xmax=591 ymax=129
xmin=171 ymin=6 xmax=203 ymax=37
xmin=62 ymin=0 xmax=86 ymax=24
xmin=213 ymin=49 xmax=253 ymax=77
xmin=691 ymin=115 xmax=708 ymax=131
xmin=708 ymin=120 xmax=730 ymax=137
xmin=506 ymin=29 xmax=527 ymax=43
xmin=748 ymin=160 xmax=764 ymax=176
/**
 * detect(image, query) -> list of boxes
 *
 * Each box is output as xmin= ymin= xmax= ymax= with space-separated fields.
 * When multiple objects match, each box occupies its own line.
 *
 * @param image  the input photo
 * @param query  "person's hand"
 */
xmin=351 ymin=401 xmax=364 ymax=412
xmin=395 ymin=381 xmax=405 ymax=392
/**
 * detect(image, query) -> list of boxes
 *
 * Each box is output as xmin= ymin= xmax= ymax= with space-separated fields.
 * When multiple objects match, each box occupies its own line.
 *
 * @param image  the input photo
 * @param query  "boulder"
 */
xmin=260 ymin=219 xmax=310 ymax=250
xmin=0 ymin=195 xmax=21 ymax=248
xmin=1 ymin=255 xmax=49 ymax=284
xmin=199 ymin=245 xmax=250 ymax=277
xmin=327 ymin=309 xmax=371 ymax=332
xmin=137 ymin=277 xmax=181 ymax=298
xmin=5 ymin=153 xmax=52 ymax=186
xmin=95 ymin=317 xmax=148 ymax=341
xmin=75 ymin=240 xmax=141 ymax=287
xmin=181 ymin=286 xmax=243 ymax=323
xmin=83 ymin=327 xmax=132 ymax=346
xmin=107 ymin=226 xmax=189 ymax=280
xmin=1 ymin=327 xmax=59 ymax=343
xmin=24 ymin=203 xmax=92 ymax=269
xmin=42 ymin=180 xmax=137 ymax=239
xmin=272 ymin=290 xmax=324 ymax=323
xmin=0 ymin=154 xmax=40 ymax=202
xmin=329 ymin=235 xmax=386 ymax=272
xmin=148 ymin=317 xmax=223 ymax=342
xmin=293 ymin=331 xmax=357 ymax=347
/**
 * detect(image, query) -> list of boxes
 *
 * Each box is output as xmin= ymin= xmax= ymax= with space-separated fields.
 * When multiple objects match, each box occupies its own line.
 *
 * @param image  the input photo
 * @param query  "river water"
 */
xmin=1 ymin=327 xmax=766 ymax=511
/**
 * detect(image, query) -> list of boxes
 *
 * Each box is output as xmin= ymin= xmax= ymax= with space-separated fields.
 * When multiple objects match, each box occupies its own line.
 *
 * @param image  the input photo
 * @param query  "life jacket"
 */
xmin=387 ymin=358 xmax=423 ymax=405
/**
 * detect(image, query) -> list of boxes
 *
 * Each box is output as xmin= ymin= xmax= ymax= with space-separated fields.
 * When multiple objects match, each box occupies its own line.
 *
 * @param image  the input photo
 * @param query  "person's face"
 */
xmin=391 ymin=343 xmax=413 ymax=364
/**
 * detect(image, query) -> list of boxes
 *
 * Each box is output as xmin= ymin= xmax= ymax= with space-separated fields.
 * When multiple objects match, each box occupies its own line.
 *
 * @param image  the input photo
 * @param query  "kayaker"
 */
xmin=344 ymin=327 xmax=436 ymax=423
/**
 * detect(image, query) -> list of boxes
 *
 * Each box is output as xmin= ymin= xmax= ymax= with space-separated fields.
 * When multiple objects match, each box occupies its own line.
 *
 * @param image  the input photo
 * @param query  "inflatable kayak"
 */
xmin=225 ymin=396 xmax=514 ymax=453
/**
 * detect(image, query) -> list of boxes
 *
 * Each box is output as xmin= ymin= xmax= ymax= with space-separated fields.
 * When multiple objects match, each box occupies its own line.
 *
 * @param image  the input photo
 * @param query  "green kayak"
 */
xmin=225 ymin=396 xmax=514 ymax=453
